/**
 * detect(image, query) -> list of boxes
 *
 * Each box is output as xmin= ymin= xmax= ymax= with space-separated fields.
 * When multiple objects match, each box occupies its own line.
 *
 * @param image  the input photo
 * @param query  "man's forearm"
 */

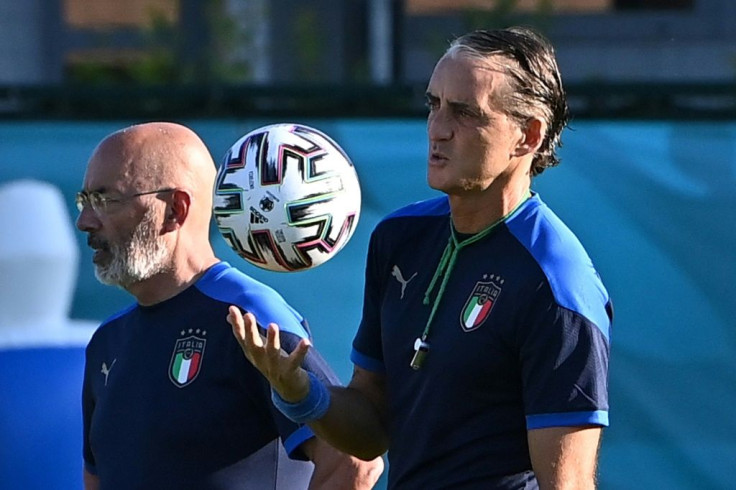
xmin=309 ymin=385 xmax=389 ymax=461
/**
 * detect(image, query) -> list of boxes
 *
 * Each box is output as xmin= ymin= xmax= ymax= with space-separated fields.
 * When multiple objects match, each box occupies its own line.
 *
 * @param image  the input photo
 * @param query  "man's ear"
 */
xmin=163 ymin=189 xmax=191 ymax=231
xmin=513 ymin=117 xmax=546 ymax=157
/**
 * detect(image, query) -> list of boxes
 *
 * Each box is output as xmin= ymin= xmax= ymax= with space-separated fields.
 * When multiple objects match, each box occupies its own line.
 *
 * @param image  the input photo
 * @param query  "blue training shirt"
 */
xmin=352 ymin=193 xmax=612 ymax=489
xmin=83 ymin=261 xmax=339 ymax=489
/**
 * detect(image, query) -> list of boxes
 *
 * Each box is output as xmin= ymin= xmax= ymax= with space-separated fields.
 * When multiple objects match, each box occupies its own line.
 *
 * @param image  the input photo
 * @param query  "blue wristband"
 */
xmin=271 ymin=371 xmax=331 ymax=424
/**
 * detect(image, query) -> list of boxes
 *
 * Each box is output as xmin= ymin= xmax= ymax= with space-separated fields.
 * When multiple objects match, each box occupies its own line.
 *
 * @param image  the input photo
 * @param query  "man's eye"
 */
xmin=91 ymin=194 xmax=116 ymax=209
xmin=425 ymin=100 xmax=439 ymax=111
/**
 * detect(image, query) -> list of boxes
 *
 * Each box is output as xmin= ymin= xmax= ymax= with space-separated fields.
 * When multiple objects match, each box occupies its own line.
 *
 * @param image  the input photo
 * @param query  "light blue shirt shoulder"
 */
xmin=506 ymin=195 xmax=611 ymax=339
xmin=196 ymin=262 xmax=310 ymax=339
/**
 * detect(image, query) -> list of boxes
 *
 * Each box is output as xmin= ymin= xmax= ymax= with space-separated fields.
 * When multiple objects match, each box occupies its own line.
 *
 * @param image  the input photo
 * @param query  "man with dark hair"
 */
xmin=230 ymin=26 xmax=612 ymax=489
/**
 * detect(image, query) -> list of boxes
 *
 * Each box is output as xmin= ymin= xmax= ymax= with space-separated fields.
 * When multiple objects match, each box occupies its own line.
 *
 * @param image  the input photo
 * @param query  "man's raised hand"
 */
xmin=227 ymin=306 xmax=311 ymax=401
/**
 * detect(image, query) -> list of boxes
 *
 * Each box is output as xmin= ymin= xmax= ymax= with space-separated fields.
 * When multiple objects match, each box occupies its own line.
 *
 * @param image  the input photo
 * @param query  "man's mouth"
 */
xmin=429 ymin=150 xmax=448 ymax=165
xmin=88 ymin=236 xmax=110 ymax=263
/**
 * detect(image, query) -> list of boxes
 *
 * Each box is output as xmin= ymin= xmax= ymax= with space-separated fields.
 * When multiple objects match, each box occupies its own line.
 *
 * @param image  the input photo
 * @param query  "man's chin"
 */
xmin=93 ymin=266 xmax=124 ymax=287
xmin=426 ymin=176 xmax=444 ymax=192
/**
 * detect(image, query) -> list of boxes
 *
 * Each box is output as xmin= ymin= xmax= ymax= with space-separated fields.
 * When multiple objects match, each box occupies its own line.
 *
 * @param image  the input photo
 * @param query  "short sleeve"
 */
xmin=519 ymin=284 xmax=610 ymax=429
xmin=351 ymin=228 xmax=386 ymax=373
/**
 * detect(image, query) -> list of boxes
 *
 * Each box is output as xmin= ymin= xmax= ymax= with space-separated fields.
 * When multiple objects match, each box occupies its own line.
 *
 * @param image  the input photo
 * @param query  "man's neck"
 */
xmin=448 ymin=181 xmax=531 ymax=234
xmin=128 ymin=254 xmax=219 ymax=306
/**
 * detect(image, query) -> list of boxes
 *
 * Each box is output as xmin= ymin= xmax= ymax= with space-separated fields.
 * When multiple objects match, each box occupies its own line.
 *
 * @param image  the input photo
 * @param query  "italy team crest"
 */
xmin=169 ymin=330 xmax=207 ymax=388
xmin=460 ymin=278 xmax=502 ymax=331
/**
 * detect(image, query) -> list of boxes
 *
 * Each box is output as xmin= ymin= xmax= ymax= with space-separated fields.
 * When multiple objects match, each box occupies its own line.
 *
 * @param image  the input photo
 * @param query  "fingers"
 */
xmin=227 ymin=306 xmax=268 ymax=350
xmin=227 ymin=305 xmax=247 ymax=344
xmin=226 ymin=306 xmax=317 ymax=401
xmin=227 ymin=306 xmax=311 ymax=366
xmin=291 ymin=338 xmax=311 ymax=367
xmin=245 ymin=312 xmax=266 ymax=348
xmin=266 ymin=322 xmax=281 ymax=352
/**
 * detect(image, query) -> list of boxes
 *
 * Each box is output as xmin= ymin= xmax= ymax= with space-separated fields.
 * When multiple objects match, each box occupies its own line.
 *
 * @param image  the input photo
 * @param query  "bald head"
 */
xmin=94 ymin=122 xmax=215 ymax=201
xmin=87 ymin=122 xmax=216 ymax=228
xmin=79 ymin=122 xmax=219 ymax=301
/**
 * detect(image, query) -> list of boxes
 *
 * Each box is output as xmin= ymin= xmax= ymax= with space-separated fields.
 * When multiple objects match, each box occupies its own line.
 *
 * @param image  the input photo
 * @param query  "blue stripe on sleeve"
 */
xmin=350 ymin=348 xmax=385 ymax=374
xmin=526 ymin=410 xmax=609 ymax=429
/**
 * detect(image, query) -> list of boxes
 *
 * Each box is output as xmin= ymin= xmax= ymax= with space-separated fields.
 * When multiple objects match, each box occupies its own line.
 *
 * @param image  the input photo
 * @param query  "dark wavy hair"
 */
xmin=447 ymin=26 xmax=570 ymax=176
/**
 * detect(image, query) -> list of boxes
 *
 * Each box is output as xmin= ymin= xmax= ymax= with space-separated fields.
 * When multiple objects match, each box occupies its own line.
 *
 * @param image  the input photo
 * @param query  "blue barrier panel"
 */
xmin=0 ymin=347 xmax=88 ymax=489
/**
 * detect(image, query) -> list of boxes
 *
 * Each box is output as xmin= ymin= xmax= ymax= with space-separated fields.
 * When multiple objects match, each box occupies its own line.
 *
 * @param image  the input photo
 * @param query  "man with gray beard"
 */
xmin=90 ymin=204 xmax=171 ymax=287
xmin=75 ymin=122 xmax=383 ymax=490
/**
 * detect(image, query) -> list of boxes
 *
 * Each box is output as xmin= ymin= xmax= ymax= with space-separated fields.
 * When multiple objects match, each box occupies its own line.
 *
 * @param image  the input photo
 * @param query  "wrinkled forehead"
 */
xmin=82 ymin=134 xmax=150 ymax=193
xmin=435 ymin=50 xmax=511 ymax=80
xmin=428 ymin=52 xmax=511 ymax=102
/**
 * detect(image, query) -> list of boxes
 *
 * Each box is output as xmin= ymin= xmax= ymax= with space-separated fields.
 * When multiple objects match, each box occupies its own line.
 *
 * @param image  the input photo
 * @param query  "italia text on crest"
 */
xmin=460 ymin=276 xmax=503 ymax=331
xmin=169 ymin=329 xmax=207 ymax=388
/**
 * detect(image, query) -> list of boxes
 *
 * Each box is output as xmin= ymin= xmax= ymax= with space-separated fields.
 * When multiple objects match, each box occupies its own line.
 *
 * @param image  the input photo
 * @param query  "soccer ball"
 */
xmin=213 ymin=123 xmax=361 ymax=272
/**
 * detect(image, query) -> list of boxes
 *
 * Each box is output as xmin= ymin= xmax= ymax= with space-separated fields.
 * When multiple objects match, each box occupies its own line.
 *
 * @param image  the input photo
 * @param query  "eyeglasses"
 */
xmin=75 ymin=188 xmax=175 ymax=213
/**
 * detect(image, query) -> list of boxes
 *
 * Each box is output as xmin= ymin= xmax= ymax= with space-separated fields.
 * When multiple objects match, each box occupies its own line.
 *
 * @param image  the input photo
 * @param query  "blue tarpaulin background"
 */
xmin=1 ymin=119 xmax=734 ymax=489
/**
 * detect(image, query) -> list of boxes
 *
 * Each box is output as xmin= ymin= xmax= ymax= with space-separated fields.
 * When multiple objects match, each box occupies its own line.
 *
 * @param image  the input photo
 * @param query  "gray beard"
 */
xmin=94 ymin=208 xmax=172 ymax=288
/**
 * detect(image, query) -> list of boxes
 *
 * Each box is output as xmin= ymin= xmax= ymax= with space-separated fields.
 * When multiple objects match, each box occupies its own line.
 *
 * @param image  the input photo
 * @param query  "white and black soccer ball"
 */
xmin=213 ymin=123 xmax=361 ymax=272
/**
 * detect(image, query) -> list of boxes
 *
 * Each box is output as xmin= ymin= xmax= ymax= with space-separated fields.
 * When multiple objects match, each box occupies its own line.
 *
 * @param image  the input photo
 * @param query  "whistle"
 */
xmin=410 ymin=337 xmax=430 ymax=370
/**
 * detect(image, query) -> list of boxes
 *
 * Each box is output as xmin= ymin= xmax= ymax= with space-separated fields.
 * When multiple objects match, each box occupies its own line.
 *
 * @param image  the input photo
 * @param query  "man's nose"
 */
xmin=427 ymin=110 xmax=452 ymax=141
xmin=76 ymin=206 xmax=101 ymax=233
